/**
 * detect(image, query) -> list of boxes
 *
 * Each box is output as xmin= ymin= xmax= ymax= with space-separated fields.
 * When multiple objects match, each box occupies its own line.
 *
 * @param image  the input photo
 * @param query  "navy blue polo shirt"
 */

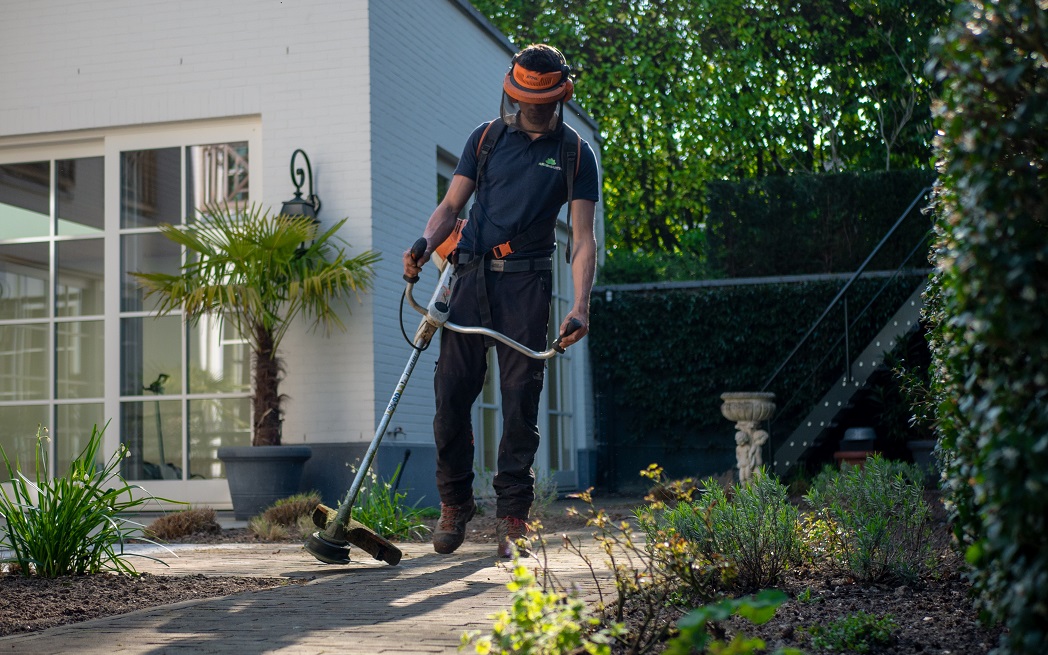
xmin=454 ymin=120 xmax=600 ymax=259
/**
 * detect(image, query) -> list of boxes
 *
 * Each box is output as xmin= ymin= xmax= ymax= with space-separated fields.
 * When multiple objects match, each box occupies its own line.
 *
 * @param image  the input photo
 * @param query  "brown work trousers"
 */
xmin=432 ymin=261 xmax=552 ymax=520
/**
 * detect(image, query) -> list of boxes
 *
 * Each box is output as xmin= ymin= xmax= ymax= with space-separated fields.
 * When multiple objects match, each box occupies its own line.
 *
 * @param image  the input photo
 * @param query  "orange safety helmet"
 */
xmin=502 ymin=58 xmax=574 ymax=104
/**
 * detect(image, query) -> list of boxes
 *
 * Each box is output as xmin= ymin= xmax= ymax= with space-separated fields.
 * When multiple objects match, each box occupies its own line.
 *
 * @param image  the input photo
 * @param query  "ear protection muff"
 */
xmin=503 ymin=50 xmax=573 ymax=104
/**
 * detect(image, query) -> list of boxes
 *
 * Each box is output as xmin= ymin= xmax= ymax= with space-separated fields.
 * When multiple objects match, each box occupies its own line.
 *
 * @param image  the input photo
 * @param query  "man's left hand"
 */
xmin=557 ymin=314 xmax=589 ymax=349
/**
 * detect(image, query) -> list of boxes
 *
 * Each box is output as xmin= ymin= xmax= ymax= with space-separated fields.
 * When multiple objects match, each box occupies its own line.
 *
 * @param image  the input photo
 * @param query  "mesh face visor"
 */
xmin=500 ymin=93 xmax=563 ymax=133
xmin=500 ymin=62 xmax=573 ymax=134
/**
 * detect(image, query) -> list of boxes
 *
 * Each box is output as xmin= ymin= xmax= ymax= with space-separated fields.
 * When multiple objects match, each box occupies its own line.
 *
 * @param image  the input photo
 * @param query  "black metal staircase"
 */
xmin=760 ymin=187 xmax=933 ymax=477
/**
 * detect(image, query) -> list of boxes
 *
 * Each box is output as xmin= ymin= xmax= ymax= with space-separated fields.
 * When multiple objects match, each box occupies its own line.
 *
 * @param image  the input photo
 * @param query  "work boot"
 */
xmin=432 ymin=499 xmax=477 ymax=554
xmin=496 ymin=516 xmax=531 ymax=559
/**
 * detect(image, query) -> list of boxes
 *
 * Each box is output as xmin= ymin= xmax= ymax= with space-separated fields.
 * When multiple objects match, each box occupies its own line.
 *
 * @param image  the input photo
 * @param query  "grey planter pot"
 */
xmin=217 ymin=445 xmax=312 ymax=520
xmin=907 ymin=439 xmax=938 ymax=483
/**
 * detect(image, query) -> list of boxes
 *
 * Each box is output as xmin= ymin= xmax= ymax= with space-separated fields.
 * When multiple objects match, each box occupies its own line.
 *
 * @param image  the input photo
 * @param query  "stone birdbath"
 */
xmin=720 ymin=392 xmax=776 ymax=483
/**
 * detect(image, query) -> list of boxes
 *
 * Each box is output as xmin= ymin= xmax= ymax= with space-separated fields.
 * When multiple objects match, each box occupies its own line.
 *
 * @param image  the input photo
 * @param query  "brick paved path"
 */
xmin=0 ymin=530 xmax=615 ymax=655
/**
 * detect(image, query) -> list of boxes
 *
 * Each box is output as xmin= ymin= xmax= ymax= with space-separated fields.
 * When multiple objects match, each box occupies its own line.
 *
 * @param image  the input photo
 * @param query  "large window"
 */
xmin=0 ymin=126 xmax=257 ymax=486
xmin=118 ymin=141 xmax=252 ymax=481
xmin=1 ymin=156 xmax=105 ymax=478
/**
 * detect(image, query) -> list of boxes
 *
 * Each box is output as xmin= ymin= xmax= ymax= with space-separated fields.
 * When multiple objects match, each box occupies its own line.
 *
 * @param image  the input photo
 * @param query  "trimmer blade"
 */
xmin=346 ymin=526 xmax=402 ymax=566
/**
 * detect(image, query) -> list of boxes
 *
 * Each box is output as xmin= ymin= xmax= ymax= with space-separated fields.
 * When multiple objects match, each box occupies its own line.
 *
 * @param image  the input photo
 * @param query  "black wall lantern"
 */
xmin=281 ymin=148 xmax=322 ymax=221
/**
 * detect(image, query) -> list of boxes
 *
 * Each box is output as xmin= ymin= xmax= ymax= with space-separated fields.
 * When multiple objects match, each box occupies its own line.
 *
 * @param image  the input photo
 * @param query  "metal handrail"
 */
xmin=768 ymin=239 xmax=931 ymax=428
xmin=759 ymin=186 xmax=932 ymax=393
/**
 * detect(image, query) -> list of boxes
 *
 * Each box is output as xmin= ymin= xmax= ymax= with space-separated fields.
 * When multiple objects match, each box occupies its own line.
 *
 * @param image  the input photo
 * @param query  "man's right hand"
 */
xmin=403 ymin=239 xmax=430 ymax=281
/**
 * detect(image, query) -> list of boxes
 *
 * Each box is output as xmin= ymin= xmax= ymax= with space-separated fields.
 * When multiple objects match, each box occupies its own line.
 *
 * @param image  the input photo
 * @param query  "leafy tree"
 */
xmin=133 ymin=204 xmax=380 ymax=446
xmin=472 ymin=0 xmax=946 ymax=254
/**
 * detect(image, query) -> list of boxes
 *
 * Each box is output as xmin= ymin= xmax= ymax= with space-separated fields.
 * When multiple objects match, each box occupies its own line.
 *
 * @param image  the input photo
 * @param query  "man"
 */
xmin=402 ymin=44 xmax=599 ymax=558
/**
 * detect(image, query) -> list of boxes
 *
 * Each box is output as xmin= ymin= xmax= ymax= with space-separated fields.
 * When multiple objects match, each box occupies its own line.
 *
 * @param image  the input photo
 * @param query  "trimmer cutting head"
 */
xmin=304 ymin=531 xmax=353 ymax=565
xmin=306 ymin=503 xmax=403 ymax=566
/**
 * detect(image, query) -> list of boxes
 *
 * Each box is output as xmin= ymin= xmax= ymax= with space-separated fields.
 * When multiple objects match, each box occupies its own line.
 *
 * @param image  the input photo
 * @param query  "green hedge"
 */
xmin=705 ymin=170 xmax=934 ymax=278
xmin=590 ymin=274 xmax=924 ymax=457
xmin=927 ymin=1 xmax=1048 ymax=652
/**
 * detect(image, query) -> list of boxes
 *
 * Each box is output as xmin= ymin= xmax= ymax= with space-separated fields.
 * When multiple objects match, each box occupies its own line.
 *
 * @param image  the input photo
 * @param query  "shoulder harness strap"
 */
xmin=475 ymin=118 xmax=507 ymax=189
xmin=561 ymin=124 xmax=581 ymax=264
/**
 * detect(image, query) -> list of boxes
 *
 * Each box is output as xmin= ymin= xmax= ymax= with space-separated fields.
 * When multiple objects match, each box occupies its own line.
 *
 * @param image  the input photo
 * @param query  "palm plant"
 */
xmin=133 ymin=202 xmax=379 ymax=446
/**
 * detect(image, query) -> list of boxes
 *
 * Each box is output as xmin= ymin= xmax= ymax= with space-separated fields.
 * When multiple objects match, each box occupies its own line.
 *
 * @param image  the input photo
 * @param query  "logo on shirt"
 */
xmin=538 ymin=158 xmax=562 ymax=171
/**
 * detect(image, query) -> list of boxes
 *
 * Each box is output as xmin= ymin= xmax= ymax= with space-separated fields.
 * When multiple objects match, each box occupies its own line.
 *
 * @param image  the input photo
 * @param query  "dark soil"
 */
xmin=609 ymin=550 xmax=1003 ymax=654
xmin=604 ymin=491 xmax=1005 ymax=654
xmin=0 ymin=494 xmax=1005 ymax=653
xmin=0 ymin=573 xmax=294 ymax=636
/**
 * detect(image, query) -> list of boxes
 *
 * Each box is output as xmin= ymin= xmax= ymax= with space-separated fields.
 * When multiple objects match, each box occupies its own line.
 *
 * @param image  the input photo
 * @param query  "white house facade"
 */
xmin=0 ymin=0 xmax=604 ymax=509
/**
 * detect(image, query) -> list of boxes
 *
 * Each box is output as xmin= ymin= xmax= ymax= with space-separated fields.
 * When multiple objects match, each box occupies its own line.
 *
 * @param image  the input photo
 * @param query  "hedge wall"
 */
xmin=589 ymin=273 xmax=924 ymax=485
xmin=927 ymin=1 xmax=1048 ymax=652
xmin=705 ymin=170 xmax=934 ymax=278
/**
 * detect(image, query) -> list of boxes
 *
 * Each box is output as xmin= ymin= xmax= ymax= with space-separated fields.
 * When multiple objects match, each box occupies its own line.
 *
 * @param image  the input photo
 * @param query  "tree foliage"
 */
xmin=926 ymin=1 xmax=1048 ymax=652
xmin=472 ymin=0 xmax=946 ymax=253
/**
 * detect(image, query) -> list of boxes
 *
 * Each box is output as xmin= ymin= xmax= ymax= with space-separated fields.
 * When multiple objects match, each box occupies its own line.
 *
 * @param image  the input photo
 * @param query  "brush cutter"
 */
xmin=304 ymin=237 xmax=581 ymax=565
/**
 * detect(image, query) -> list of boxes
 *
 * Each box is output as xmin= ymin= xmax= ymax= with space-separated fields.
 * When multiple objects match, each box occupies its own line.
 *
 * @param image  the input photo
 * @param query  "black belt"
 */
xmin=457 ymin=253 xmax=553 ymax=272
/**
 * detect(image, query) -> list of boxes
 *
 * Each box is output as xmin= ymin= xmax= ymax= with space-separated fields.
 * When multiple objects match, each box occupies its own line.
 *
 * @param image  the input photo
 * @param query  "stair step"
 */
xmin=773 ymin=280 xmax=927 ymax=476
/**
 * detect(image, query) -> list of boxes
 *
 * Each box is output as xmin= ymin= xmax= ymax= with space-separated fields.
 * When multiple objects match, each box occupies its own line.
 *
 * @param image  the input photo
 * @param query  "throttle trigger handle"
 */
xmin=552 ymin=318 xmax=584 ymax=354
xmin=404 ymin=237 xmax=429 ymax=283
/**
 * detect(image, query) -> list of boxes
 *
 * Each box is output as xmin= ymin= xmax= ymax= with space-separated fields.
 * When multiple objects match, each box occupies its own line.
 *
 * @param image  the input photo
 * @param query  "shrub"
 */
xmin=646 ymin=471 xmax=801 ymax=590
xmin=804 ymin=456 xmax=932 ymax=583
xmin=926 ymin=0 xmax=1048 ymax=651
xmin=461 ymin=561 xmax=624 ymax=655
xmin=145 ymin=507 xmax=221 ymax=541
xmin=0 ymin=424 xmax=174 ymax=577
xmin=664 ymin=589 xmax=803 ymax=655
xmin=803 ymin=611 xmax=896 ymax=653
xmin=565 ymin=487 xmax=723 ymax=654
xmin=796 ymin=512 xmax=845 ymax=567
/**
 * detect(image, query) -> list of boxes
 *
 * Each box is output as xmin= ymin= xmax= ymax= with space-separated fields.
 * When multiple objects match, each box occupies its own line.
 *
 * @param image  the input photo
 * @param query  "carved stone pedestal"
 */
xmin=720 ymin=392 xmax=776 ymax=484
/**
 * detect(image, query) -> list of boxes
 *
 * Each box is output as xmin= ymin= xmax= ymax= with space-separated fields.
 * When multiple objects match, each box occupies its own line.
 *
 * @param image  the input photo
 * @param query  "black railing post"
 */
xmin=843 ymin=297 xmax=851 ymax=382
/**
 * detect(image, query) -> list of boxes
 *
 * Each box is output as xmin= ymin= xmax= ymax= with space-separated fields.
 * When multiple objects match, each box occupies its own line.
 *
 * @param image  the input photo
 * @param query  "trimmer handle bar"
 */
xmin=405 ymin=237 xmax=581 ymax=359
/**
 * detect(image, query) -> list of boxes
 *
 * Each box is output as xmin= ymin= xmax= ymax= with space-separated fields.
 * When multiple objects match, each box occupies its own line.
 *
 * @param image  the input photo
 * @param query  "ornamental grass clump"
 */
xmin=144 ymin=507 xmax=221 ymax=541
xmin=249 ymin=491 xmax=322 ymax=541
xmin=259 ymin=491 xmax=321 ymax=527
xmin=804 ymin=455 xmax=931 ymax=584
xmin=348 ymin=464 xmax=429 ymax=541
xmin=0 ymin=424 xmax=172 ymax=578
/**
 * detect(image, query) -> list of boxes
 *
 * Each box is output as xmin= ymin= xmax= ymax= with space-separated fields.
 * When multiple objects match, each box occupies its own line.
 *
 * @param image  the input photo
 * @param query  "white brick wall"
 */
xmin=1 ymin=0 xmax=378 ymax=444
xmin=0 ymin=0 xmax=605 ymax=472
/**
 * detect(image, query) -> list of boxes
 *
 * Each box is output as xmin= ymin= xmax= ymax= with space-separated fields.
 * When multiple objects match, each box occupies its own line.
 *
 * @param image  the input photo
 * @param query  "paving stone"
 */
xmin=0 ymin=529 xmax=616 ymax=654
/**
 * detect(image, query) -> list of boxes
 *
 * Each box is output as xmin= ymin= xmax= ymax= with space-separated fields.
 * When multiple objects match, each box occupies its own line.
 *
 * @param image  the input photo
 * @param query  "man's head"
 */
xmin=501 ymin=44 xmax=573 ymax=134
